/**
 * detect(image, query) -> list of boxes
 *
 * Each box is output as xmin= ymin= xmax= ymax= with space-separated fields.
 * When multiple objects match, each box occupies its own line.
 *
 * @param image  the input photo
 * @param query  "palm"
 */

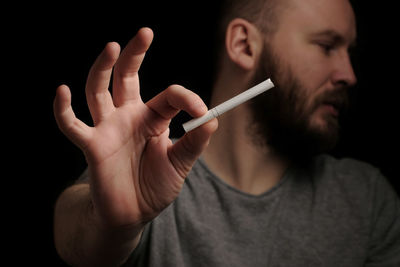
xmin=54 ymin=28 xmax=217 ymax=228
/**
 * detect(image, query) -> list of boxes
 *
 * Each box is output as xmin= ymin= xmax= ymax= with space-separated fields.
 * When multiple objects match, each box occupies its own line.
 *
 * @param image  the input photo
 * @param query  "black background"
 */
xmin=7 ymin=1 xmax=399 ymax=265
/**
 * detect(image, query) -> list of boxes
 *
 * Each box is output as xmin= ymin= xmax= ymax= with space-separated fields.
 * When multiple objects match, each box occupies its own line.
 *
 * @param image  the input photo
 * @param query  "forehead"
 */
xmin=277 ymin=0 xmax=357 ymax=43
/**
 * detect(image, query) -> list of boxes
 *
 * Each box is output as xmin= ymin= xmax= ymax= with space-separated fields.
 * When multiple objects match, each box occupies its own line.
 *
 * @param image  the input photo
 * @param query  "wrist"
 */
xmin=86 ymin=199 xmax=145 ymax=266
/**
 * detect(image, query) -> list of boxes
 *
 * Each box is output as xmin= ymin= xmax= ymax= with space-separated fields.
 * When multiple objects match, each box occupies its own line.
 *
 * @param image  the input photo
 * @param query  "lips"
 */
xmin=321 ymin=103 xmax=339 ymax=116
xmin=324 ymin=100 xmax=339 ymax=110
xmin=325 ymin=98 xmax=342 ymax=107
xmin=316 ymin=90 xmax=349 ymax=117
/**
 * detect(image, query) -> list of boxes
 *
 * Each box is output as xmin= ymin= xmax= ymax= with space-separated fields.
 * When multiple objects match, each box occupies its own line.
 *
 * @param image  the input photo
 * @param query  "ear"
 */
xmin=225 ymin=18 xmax=263 ymax=71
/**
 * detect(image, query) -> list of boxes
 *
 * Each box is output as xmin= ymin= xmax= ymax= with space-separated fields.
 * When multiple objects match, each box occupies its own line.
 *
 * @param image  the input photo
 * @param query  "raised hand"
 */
xmin=54 ymin=27 xmax=217 ymax=229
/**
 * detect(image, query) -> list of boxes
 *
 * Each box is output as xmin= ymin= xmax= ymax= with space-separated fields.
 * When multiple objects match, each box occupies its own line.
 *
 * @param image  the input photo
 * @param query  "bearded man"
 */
xmin=53 ymin=0 xmax=400 ymax=266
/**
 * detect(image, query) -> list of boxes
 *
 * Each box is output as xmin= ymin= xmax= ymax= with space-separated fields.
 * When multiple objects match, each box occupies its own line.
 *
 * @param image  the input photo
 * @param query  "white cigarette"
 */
xmin=182 ymin=78 xmax=274 ymax=132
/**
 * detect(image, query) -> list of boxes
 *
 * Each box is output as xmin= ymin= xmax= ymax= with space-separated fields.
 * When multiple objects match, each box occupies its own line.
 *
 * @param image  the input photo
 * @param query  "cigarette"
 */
xmin=182 ymin=78 xmax=274 ymax=132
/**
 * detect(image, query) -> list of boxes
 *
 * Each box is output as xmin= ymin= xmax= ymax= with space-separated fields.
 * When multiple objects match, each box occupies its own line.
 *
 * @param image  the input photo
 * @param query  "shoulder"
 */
xmin=311 ymin=154 xmax=382 ymax=187
xmin=314 ymin=154 xmax=379 ymax=176
xmin=306 ymin=154 xmax=393 ymax=210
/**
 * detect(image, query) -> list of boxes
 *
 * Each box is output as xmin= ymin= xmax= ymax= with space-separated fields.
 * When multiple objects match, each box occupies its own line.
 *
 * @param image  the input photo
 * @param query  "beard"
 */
xmin=248 ymin=43 xmax=349 ymax=166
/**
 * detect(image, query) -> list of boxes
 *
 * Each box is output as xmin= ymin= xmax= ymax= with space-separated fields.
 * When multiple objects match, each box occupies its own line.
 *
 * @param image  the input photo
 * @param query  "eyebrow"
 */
xmin=311 ymin=29 xmax=357 ymax=48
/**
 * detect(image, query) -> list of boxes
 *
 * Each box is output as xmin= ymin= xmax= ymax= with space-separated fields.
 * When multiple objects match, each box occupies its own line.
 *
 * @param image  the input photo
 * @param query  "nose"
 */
xmin=331 ymin=51 xmax=357 ymax=88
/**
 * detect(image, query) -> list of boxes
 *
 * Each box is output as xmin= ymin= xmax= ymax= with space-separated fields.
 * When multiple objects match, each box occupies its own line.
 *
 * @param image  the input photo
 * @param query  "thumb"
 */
xmin=168 ymin=118 xmax=218 ymax=178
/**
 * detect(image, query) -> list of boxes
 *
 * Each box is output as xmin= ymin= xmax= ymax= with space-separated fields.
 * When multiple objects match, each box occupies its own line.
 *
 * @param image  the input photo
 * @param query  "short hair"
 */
xmin=217 ymin=0 xmax=285 ymax=37
xmin=211 ymin=0 xmax=287 ymax=84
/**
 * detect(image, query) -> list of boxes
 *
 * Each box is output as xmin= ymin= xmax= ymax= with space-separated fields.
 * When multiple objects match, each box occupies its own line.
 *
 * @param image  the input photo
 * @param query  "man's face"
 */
xmin=250 ymin=0 xmax=357 ymax=162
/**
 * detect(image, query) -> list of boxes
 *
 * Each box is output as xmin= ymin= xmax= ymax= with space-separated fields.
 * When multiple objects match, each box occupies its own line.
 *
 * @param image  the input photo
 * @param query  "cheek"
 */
xmin=275 ymin=38 xmax=331 ymax=93
xmin=269 ymin=40 xmax=331 ymax=117
xmin=292 ymin=56 xmax=330 ymax=95
xmin=287 ymin=57 xmax=332 ymax=114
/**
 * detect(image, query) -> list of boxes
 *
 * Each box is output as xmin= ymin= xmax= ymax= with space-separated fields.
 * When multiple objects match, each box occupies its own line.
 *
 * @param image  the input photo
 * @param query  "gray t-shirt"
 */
xmin=80 ymin=154 xmax=400 ymax=266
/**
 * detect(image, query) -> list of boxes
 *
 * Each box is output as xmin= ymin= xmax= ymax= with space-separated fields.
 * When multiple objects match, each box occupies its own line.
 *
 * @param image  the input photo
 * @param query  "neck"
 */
xmin=203 ymin=82 xmax=288 ymax=195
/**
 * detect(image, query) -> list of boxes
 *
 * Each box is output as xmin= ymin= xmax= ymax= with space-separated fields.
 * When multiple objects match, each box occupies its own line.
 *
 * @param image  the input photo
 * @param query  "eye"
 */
xmin=317 ymin=42 xmax=334 ymax=54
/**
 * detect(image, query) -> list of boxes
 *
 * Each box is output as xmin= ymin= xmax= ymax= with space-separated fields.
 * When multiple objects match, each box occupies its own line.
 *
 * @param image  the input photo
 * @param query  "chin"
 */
xmin=310 ymin=111 xmax=340 ymax=135
xmin=278 ymin=116 xmax=340 ymax=165
xmin=308 ymin=120 xmax=340 ymax=153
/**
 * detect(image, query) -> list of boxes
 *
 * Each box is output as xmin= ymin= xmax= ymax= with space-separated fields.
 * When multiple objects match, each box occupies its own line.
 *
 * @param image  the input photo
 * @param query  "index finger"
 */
xmin=112 ymin=27 xmax=154 ymax=107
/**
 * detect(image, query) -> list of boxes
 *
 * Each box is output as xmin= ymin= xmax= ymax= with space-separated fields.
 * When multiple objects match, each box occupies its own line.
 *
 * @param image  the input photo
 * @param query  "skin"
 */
xmin=53 ymin=29 xmax=217 ymax=266
xmin=53 ymin=0 xmax=357 ymax=265
xmin=204 ymin=0 xmax=357 ymax=194
xmin=270 ymin=0 xmax=357 ymax=133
